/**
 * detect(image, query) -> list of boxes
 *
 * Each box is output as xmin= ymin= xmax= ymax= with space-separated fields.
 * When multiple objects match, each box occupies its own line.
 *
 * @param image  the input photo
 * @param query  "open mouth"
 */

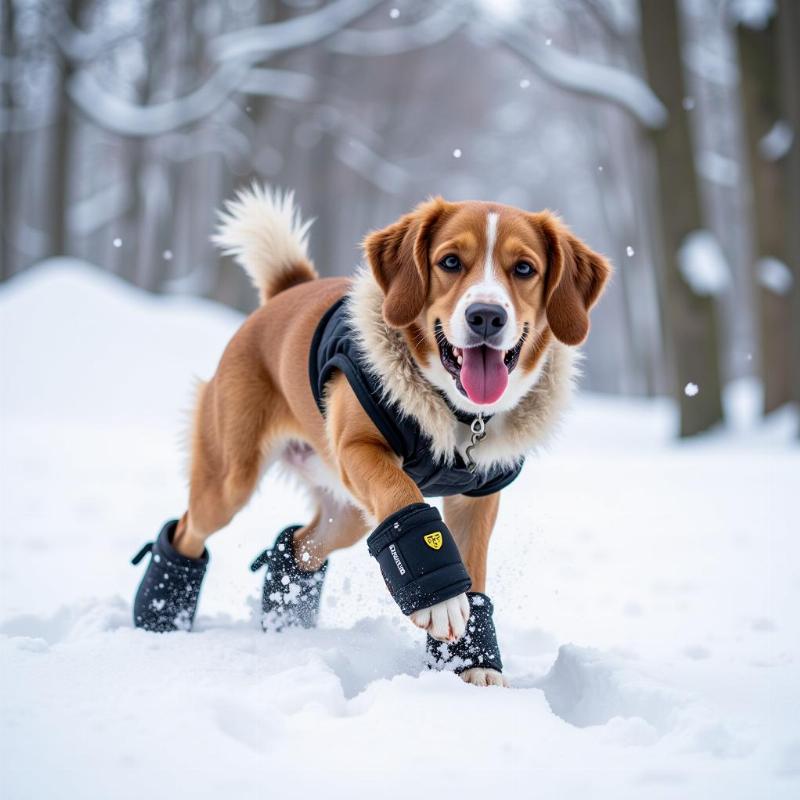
xmin=435 ymin=321 xmax=528 ymax=405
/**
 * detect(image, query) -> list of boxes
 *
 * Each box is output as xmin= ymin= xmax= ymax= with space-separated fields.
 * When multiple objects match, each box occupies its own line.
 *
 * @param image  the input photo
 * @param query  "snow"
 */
xmin=758 ymin=121 xmax=794 ymax=162
xmin=728 ymin=0 xmax=777 ymax=29
xmin=757 ymin=257 xmax=794 ymax=295
xmin=1 ymin=260 xmax=799 ymax=799
xmin=678 ymin=229 xmax=731 ymax=296
xmin=697 ymin=150 xmax=740 ymax=187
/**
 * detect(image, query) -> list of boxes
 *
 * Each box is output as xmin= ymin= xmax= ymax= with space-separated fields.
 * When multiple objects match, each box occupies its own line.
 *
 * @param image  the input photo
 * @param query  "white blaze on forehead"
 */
xmin=446 ymin=208 xmax=518 ymax=351
xmin=469 ymin=210 xmax=511 ymax=310
xmin=484 ymin=211 xmax=499 ymax=283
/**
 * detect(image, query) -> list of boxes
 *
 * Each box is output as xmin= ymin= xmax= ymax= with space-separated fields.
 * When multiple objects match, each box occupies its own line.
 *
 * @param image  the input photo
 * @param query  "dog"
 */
xmin=131 ymin=185 xmax=611 ymax=688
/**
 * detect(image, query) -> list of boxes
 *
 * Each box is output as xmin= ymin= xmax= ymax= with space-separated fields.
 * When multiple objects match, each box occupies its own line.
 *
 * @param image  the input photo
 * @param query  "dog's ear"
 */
xmin=533 ymin=212 xmax=612 ymax=346
xmin=363 ymin=198 xmax=449 ymax=328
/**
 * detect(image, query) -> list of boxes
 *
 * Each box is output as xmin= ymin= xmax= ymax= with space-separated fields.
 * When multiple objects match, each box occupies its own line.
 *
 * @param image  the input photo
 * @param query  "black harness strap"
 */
xmin=308 ymin=297 xmax=524 ymax=498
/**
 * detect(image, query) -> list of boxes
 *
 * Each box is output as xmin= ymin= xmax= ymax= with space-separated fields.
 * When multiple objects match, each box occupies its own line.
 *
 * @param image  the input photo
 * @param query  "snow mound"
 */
xmin=539 ymin=644 xmax=680 ymax=733
xmin=0 ymin=258 xmax=242 ymax=425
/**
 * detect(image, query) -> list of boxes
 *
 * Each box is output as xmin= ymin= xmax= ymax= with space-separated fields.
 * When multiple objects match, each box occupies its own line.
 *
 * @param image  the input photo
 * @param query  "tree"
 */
xmin=640 ymin=0 xmax=724 ymax=436
xmin=776 ymin=0 xmax=800 ymax=417
xmin=736 ymin=7 xmax=792 ymax=413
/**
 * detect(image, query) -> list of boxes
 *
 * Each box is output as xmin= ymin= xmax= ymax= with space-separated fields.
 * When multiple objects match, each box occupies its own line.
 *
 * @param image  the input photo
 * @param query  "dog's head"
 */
xmin=363 ymin=198 xmax=611 ymax=414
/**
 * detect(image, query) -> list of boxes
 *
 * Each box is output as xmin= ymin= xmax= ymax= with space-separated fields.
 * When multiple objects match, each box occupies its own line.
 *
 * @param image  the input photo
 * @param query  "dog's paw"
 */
xmin=409 ymin=593 xmax=470 ymax=642
xmin=460 ymin=667 xmax=508 ymax=688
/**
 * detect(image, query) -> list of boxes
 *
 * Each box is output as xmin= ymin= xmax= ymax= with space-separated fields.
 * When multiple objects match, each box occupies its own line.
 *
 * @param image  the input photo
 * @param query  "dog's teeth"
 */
xmin=457 ymin=355 xmax=463 ymax=365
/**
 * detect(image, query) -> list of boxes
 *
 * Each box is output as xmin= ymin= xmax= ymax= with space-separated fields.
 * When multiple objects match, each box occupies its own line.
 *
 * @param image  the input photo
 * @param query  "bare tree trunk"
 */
xmin=736 ymin=14 xmax=792 ymax=413
xmin=132 ymin=6 xmax=168 ymax=293
xmin=0 ymin=0 xmax=15 ymax=278
xmin=776 ymin=0 xmax=800 ymax=416
xmin=50 ymin=0 xmax=83 ymax=258
xmin=640 ymin=0 xmax=724 ymax=436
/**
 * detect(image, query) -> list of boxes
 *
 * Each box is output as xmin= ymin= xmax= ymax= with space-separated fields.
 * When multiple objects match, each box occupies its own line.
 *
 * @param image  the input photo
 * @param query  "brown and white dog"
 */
xmin=172 ymin=186 xmax=610 ymax=687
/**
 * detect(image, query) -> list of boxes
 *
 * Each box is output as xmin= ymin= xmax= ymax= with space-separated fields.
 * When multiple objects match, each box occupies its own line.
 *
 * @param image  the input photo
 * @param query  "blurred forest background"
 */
xmin=1 ymin=0 xmax=798 ymax=437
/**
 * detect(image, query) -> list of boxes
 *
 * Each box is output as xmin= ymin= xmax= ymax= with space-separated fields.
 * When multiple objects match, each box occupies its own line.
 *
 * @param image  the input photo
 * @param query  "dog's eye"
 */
xmin=438 ymin=254 xmax=462 ymax=273
xmin=514 ymin=261 xmax=536 ymax=278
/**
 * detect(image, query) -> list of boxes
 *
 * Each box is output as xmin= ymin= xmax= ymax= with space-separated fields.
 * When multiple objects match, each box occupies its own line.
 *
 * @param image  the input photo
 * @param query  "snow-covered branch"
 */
xmin=67 ymin=64 xmax=315 ymax=137
xmin=328 ymin=0 xmax=468 ymax=56
xmin=67 ymin=63 xmax=248 ymax=136
xmin=487 ymin=19 xmax=668 ymax=130
xmin=67 ymin=182 xmax=132 ymax=236
xmin=333 ymin=136 xmax=409 ymax=194
xmin=209 ymin=0 xmax=383 ymax=63
xmin=239 ymin=68 xmax=316 ymax=102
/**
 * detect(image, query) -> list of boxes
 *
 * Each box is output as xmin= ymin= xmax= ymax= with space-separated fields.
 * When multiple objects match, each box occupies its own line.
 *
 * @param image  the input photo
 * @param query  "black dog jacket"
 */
xmin=131 ymin=520 xmax=208 ymax=632
xmin=309 ymin=297 xmax=524 ymax=498
xmin=427 ymin=592 xmax=503 ymax=673
xmin=250 ymin=525 xmax=328 ymax=630
xmin=367 ymin=503 xmax=471 ymax=615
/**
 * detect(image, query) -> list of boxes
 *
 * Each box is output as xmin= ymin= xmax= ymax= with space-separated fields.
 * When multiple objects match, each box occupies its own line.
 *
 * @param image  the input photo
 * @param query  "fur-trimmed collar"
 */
xmin=345 ymin=268 xmax=578 ymax=472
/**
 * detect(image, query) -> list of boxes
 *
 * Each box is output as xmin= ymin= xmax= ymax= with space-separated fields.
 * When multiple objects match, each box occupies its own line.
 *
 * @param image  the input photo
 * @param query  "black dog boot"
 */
xmin=131 ymin=520 xmax=209 ymax=632
xmin=250 ymin=525 xmax=328 ymax=630
xmin=426 ymin=592 xmax=503 ymax=674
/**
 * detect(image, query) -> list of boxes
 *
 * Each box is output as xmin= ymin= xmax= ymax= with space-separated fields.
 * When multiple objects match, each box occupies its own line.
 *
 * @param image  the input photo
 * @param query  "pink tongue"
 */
xmin=460 ymin=346 xmax=508 ymax=405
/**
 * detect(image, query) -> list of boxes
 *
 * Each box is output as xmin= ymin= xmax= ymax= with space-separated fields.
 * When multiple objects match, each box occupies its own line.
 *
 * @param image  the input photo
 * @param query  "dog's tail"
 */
xmin=212 ymin=183 xmax=317 ymax=306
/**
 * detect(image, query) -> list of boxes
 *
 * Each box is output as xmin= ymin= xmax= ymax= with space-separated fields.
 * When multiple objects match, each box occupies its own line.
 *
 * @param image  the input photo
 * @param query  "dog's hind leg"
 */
xmin=131 ymin=361 xmax=285 ymax=631
xmin=292 ymin=492 xmax=368 ymax=570
xmin=252 ymin=488 xmax=367 ymax=629
xmin=174 ymin=362 xmax=287 ymax=559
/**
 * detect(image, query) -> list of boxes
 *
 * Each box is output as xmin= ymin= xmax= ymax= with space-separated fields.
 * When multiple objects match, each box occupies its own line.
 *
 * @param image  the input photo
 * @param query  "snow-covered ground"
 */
xmin=1 ymin=260 xmax=798 ymax=799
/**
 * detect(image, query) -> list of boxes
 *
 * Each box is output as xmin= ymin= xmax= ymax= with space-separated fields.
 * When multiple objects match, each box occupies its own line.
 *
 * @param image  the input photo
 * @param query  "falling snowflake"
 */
xmin=389 ymin=7 xmax=399 ymax=18
xmin=113 ymin=238 xmax=122 ymax=248
xmin=626 ymin=246 xmax=635 ymax=257
xmin=684 ymin=382 xmax=699 ymax=397
xmin=162 ymin=250 xmax=173 ymax=261
xmin=683 ymin=97 xmax=696 ymax=111
xmin=520 ymin=78 xmax=530 ymax=89
xmin=453 ymin=148 xmax=462 ymax=159
xmin=597 ymin=165 xmax=604 ymax=172
xmin=545 ymin=38 xmax=552 ymax=46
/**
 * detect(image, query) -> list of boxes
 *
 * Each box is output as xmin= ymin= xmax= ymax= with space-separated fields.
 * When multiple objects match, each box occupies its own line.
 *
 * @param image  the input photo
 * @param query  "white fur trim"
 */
xmin=345 ymin=268 xmax=578 ymax=472
xmin=212 ymin=183 xmax=316 ymax=303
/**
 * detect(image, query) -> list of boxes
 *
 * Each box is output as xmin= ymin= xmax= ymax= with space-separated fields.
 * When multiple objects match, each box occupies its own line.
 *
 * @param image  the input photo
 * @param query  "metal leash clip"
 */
xmin=464 ymin=413 xmax=487 ymax=473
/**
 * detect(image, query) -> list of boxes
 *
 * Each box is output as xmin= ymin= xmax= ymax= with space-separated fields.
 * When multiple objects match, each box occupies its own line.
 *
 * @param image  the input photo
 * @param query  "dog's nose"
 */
xmin=466 ymin=303 xmax=507 ymax=339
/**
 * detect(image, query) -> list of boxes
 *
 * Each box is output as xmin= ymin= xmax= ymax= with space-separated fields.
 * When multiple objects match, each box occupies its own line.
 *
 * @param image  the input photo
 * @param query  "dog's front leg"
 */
xmin=443 ymin=493 xmax=500 ymax=594
xmin=441 ymin=494 xmax=508 ymax=686
xmin=326 ymin=376 xmax=470 ymax=643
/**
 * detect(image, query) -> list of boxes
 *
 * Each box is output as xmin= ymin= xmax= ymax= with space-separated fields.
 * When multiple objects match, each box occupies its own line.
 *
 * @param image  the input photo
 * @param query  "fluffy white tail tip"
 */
xmin=212 ymin=183 xmax=316 ymax=303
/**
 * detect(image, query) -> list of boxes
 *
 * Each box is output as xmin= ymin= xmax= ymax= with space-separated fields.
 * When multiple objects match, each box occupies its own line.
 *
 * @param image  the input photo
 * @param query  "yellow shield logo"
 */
xmin=424 ymin=532 xmax=443 ymax=550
